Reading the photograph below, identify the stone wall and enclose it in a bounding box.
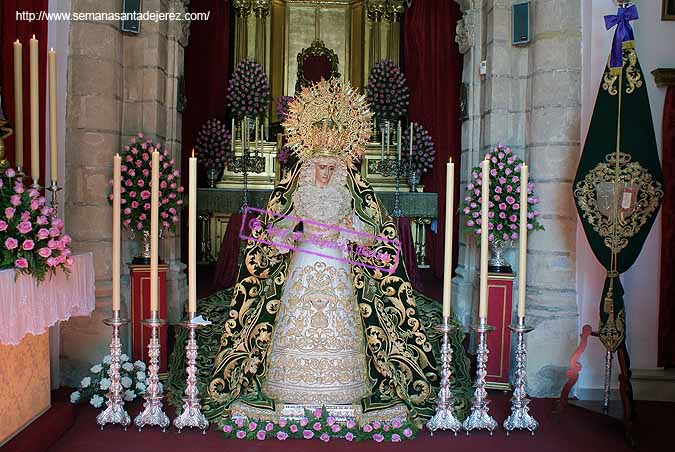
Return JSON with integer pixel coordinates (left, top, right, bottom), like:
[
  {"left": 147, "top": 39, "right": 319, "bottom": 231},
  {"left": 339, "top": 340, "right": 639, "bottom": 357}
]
[
  {"left": 453, "top": 0, "right": 581, "bottom": 397},
  {"left": 60, "top": 0, "right": 188, "bottom": 386}
]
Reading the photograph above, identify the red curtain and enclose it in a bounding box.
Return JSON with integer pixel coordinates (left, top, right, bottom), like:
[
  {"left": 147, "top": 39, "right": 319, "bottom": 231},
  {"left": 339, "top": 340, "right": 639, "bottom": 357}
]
[
  {"left": 1, "top": 0, "right": 48, "bottom": 185},
  {"left": 180, "top": 0, "right": 231, "bottom": 265},
  {"left": 403, "top": 1, "right": 463, "bottom": 280},
  {"left": 659, "top": 86, "right": 675, "bottom": 368}
]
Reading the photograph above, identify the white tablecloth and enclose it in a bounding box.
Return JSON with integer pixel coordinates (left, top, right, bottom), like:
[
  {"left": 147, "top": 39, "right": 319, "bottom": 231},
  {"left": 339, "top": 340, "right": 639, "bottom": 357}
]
[{"left": 0, "top": 253, "right": 96, "bottom": 346}]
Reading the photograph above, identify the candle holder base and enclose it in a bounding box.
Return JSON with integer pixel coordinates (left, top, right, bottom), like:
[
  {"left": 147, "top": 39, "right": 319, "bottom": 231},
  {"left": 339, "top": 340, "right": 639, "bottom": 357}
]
[
  {"left": 97, "top": 315, "right": 131, "bottom": 431},
  {"left": 504, "top": 322, "right": 539, "bottom": 435},
  {"left": 47, "top": 180, "right": 61, "bottom": 211},
  {"left": 463, "top": 322, "right": 498, "bottom": 435},
  {"left": 134, "top": 316, "right": 169, "bottom": 432},
  {"left": 426, "top": 318, "right": 463, "bottom": 435},
  {"left": 173, "top": 319, "right": 210, "bottom": 434}
]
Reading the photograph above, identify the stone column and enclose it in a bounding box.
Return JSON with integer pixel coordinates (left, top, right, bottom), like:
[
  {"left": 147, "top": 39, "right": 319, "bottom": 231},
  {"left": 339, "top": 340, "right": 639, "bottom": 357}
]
[
  {"left": 454, "top": 0, "right": 581, "bottom": 397},
  {"left": 253, "top": 0, "right": 270, "bottom": 69},
  {"left": 61, "top": 0, "right": 188, "bottom": 386},
  {"left": 234, "top": 0, "right": 252, "bottom": 64},
  {"left": 367, "top": 0, "right": 385, "bottom": 70}
]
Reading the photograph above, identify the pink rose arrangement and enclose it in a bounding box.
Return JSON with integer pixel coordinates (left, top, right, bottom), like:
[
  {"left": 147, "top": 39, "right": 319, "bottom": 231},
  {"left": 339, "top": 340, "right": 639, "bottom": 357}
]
[
  {"left": 219, "top": 406, "right": 417, "bottom": 442},
  {"left": 461, "top": 143, "right": 544, "bottom": 243},
  {"left": 108, "top": 133, "right": 184, "bottom": 235},
  {"left": 227, "top": 58, "right": 271, "bottom": 120},
  {"left": 366, "top": 59, "right": 410, "bottom": 122},
  {"left": 0, "top": 168, "right": 72, "bottom": 281},
  {"left": 194, "top": 118, "right": 233, "bottom": 170}
]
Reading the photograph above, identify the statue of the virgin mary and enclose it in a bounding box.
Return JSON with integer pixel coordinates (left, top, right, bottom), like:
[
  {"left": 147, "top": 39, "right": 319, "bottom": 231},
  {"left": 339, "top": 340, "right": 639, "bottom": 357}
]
[{"left": 168, "top": 79, "right": 471, "bottom": 427}]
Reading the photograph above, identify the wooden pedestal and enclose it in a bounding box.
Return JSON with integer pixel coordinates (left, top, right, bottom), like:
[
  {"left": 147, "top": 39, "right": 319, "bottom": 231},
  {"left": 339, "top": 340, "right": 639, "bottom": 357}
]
[
  {"left": 129, "top": 264, "right": 169, "bottom": 373},
  {"left": 485, "top": 272, "right": 514, "bottom": 390}
]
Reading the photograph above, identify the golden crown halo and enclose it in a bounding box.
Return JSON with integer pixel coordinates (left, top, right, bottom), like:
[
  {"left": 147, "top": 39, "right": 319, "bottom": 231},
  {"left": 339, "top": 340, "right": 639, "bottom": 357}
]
[{"left": 283, "top": 79, "right": 373, "bottom": 165}]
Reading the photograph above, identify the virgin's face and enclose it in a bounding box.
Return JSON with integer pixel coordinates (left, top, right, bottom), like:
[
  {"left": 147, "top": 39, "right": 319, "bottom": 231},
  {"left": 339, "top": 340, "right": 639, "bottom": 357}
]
[{"left": 314, "top": 163, "right": 336, "bottom": 188}]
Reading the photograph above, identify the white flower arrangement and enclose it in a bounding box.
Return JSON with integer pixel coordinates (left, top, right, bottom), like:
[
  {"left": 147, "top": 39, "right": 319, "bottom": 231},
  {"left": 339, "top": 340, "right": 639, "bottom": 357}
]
[{"left": 70, "top": 354, "right": 148, "bottom": 406}]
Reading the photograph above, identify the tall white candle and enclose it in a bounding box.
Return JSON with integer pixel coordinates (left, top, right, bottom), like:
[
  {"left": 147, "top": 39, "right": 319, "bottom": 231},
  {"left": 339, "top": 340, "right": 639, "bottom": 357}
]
[
  {"left": 442, "top": 160, "right": 455, "bottom": 318},
  {"left": 231, "top": 117, "right": 235, "bottom": 155},
  {"left": 13, "top": 40, "right": 24, "bottom": 168},
  {"left": 478, "top": 158, "right": 490, "bottom": 319},
  {"left": 48, "top": 48, "right": 58, "bottom": 182},
  {"left": 517, "top": 164, "right": 529, "bottom": 319},
  {"left": 386, "top": 121, "right": 390, "bottom": 157},
  {"left": 188, "top": 151, "right": 197, "bottom": 315},
  {"left": 112, "top": 154, "right": 121, "bottom": 312},
  {"left": 397, "top": 120, "right": 402, "bottom": 162},
  {"left": 29, "top": 35, "right": 39, "bottom": 183},
  {"left": 150, "top": 150, "right": 160, "bottom": 313},
  {"left": 409, "top": 122, "right": 414, "bottom": 162}
]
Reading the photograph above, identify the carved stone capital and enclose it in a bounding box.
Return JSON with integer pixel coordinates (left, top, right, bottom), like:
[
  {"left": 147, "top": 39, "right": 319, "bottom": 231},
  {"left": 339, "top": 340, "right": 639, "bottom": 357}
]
[
  {"left": 252, "top": 0, "right": 270, "bottom": 18},
  {"left": 233, "top": 0, "right": 252, "bottom": 17},
  {"left": 455, "top": 9, "right": 475, "bottom": 54},
  {"left": 367, "top": 0, "right": 386, "bottom": 22},
  {"left": 385, "top": 0, "right": 405, "bottom": 23},
  {"left": 172, "top": 0, "right": 191, "bottom": 47}
]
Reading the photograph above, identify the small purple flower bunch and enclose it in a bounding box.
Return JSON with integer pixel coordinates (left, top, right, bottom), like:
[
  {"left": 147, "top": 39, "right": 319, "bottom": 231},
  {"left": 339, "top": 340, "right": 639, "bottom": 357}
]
[
  {"left": 0, "top": 168, "right": 73, "bottom": 281},
  {"left": 227, "top": 58, "right": 271, "bottom": 120},
  {"left": 220, "top": 406, "right": 418, "bottom": 442},
  {"left": 275, "top": 95, "right": 294, "bottom": 121},
  {"left": 402, "top": 123, "right": 435, "bottom": 174},
  {"left": 194, "top": 118, "right": 233, "bottom": 170},
  {"left": 461, "top": 144, "right": 543, "bottom": 243},
  {"left": 366, "top": 59, "right": 410, "bottom": 122},
  {"left": 107, "top": 132, "right": 184, "bottom": 235}
]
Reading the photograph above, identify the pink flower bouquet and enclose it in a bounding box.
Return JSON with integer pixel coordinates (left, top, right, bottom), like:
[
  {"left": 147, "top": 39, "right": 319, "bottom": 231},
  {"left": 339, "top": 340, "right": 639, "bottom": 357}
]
[
  {"left": 461, "top": 144, "right": 544, "bottom": 243},
  {"left": 0, "top": 168, "right": 72, "bottom": 281},
  {"left": 108, "top": 133, "right": 184, "bottom": 235}
]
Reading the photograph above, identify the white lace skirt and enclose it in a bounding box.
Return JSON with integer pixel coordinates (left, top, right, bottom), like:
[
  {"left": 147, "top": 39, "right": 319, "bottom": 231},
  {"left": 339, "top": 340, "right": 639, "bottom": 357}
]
[{"left": 264, "top": 241, "right": 369, "bottom": 405}]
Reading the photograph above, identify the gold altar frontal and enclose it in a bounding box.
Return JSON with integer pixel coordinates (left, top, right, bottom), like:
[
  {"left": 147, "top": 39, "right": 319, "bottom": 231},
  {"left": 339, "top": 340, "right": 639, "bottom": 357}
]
[{"left": 230, "top": 400, "right": 408, "bottom": 426}]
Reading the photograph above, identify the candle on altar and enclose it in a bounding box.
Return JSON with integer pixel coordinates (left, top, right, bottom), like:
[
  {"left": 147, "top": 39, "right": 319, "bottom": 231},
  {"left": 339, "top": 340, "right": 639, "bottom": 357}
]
[
  {"left": 188, "top": 150, "right": 197, "bottom": 315},
  {"left": 517, "top": 164, "right": 529, "bottom": 319},
  {"left": 48, "top": 48, "right": 58, "bottom": 182},
  {"left": 29, "top": 35, "right": 39, "bottom": 183},
  {"left": 112, "top": 154, "right": 121, "bottom": 312},
  {"left": 255, "top": 116, "right": 259, "bottom": 153},
  {"left": 478, "top": 157, "right": 490, "bottom": 319},
  {"left": 397, "top": 120, "right": 402, "bottom": 162},
  {"left": 231, "top": 118, "right": 235, "bottom": 155},
  {"left": 409, "top": 122, "right": 414, "bottom": 163},
  {"left": 150, "top": 150, "right": 160, "bottom": 313},
  {"left": 380, "top": 126, "right": 384, "bottom": 162},
  {"left": 13, "top": 40, "right": 24, "bottom": 168},
  {"left": 442, "top": 159, "right": 455, "bottom": 318},
  {"left": 386, "top": 121, "right": 390, "bottom": 157}
]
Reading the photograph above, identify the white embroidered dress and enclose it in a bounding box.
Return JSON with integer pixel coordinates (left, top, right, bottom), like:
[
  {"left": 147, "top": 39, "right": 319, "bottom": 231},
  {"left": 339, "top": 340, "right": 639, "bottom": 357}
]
[{"left": 264, "top": 158, "right": 370, "bottom": 405}]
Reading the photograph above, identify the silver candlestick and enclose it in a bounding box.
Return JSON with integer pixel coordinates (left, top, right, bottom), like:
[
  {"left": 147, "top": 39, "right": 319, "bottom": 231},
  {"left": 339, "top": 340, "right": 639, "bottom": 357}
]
[
  {"left": 426, "top": 316, "right": 463, "bottom": 435},
  {"left": 47, "top": 179, "right": 61, "bottom": 211},
  {"left": 96, "top": 312, "right": 131, "bottom": 430},
  {"left": 173, "top": 314, "right": 210, "bottom": 433},
  {"left": 463, "top": 318, "right": 498, "bottom": 435},
  {"left": 503, "top": 318, "right": 539, "bottom": 435},
  {"left": 134, "top": 313, "right": 170, "bottom": 432}
]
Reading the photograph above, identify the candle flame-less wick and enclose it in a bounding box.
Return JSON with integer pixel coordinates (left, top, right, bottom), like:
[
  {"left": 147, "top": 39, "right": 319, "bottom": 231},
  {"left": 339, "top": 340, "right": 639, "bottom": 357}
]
[
  {"left": 32, "top": 34, "right": 36, "bottom": 39},
  {"left": 192, "top": 148, "right": 195, "bottom": 158}
]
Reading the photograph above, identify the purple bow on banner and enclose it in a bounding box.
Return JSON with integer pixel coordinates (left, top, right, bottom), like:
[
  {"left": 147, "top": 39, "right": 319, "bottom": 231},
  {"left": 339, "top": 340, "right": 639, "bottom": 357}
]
[{"left": 604, "top": 5, "right": 639, "bottom": 72}]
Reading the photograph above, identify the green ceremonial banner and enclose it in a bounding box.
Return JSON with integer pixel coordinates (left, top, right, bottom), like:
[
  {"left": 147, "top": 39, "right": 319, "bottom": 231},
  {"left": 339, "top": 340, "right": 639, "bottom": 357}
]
[{"left": 573, "top": 5, "right": 664, "bottom": 352}]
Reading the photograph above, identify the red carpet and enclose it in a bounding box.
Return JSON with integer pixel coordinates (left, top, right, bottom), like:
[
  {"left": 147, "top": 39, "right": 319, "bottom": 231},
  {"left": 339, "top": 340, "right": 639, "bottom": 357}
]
[
  {"left": 4, "top": 390, "right": 74, "bottom": 452},
  {"left": 46, "top": 392, "right": 672, "bottom": 452}
]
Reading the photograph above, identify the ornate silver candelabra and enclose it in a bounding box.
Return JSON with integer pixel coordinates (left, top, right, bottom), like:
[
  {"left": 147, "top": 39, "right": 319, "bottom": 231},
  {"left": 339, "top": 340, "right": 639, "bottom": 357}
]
[
  {"left": 426, "top": 317, "right": 463, "bottom": 435},
  {"left": 47, "top": 179, "right": 61, "bottom": 211},
  {"left": 96, "top": 312, "right": 131, "bottom": 430},
  {"left": 463, "top": 318, "right": 498, "bottom": 435},
  {"left": 134, "top": 313, "right": 170, "bottom": 432},
  {"left": 503, "top": 318, "right": 539, "bottom": 435},
  {"left": 173, "top": 315, "right": 210, "bottom": 434},
  {"left": 229, "top": 148, "right": 265, "bottom": 211}
]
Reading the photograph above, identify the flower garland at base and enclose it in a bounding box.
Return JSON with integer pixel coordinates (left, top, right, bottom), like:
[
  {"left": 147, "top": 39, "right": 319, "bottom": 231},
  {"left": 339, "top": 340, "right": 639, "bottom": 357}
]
[
  {"left": 220, "top": 407, "right": 418, "bottom": 442},
  {"left": 69, "top": 354, "right": 149, "bottom": 408}
]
